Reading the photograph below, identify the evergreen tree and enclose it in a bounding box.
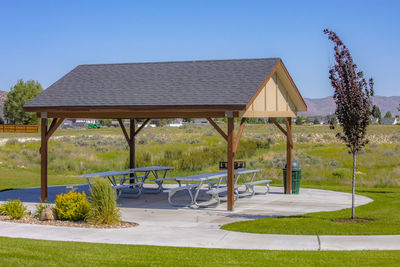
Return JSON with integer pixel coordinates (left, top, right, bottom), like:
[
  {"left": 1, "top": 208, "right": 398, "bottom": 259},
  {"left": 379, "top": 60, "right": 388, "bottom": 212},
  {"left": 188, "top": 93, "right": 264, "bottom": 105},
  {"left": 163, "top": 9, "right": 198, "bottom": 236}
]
[{"left": 373, "top": 106, "right": 381, "bottom": 124}]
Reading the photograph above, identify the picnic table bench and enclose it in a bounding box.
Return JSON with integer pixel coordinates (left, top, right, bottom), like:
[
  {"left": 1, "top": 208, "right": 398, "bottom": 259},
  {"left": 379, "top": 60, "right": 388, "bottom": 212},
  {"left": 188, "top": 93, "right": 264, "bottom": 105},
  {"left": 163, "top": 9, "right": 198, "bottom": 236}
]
[{"left": 165, "top": 168, "right": 270, "bottom": 207}]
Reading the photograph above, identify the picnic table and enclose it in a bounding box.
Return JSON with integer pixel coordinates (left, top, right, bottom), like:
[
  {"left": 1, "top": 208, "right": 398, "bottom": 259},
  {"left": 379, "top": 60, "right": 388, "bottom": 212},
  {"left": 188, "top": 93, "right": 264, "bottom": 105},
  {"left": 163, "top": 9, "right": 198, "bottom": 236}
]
[
  {"left": 165, "top": 168, "right": 269, "bottom": 207},
  {"left": 79, "top": 166, "right": 174, "bottom": 198}
]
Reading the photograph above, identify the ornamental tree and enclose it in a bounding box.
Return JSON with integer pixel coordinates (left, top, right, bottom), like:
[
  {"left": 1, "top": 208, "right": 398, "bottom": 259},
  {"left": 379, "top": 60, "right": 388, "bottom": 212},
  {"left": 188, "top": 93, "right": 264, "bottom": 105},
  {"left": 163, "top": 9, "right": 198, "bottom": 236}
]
[
  {"left": 324, "top": 29, "right": 375, "bottom": 219},
  {"left": 3, "top": 80, "right": 43, "bottom": 124}
]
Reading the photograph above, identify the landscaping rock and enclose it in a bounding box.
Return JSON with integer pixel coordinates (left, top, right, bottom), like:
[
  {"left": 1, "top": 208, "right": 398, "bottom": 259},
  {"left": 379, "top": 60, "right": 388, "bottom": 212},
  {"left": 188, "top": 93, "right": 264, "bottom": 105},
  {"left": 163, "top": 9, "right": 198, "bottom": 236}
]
[{"left": 39, "top": 208, "right": 56, "bottom": 221}]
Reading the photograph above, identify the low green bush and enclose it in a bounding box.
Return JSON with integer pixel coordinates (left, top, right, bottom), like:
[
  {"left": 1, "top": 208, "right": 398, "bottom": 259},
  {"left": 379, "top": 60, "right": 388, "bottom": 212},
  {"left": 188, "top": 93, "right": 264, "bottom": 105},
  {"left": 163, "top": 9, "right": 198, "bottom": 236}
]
[
  {"left": 55, "top": 191, "right": 90, "bottom": 221},
  {"left": 0, "top": 205, "right": 5, "bottom": 215},
  {"left": 88, "top": 179, "right": 120, "bottom": 225},
  {"left": 4, "top": 199, "right": 26, "bottom": 219}
]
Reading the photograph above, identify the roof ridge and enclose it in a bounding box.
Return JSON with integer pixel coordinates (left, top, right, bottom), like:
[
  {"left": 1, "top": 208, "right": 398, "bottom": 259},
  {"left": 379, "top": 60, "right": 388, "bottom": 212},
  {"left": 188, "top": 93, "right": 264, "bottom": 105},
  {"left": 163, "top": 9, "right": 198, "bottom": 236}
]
[{"left": 78, "top": 57, "right": 281, "bottom": 67}]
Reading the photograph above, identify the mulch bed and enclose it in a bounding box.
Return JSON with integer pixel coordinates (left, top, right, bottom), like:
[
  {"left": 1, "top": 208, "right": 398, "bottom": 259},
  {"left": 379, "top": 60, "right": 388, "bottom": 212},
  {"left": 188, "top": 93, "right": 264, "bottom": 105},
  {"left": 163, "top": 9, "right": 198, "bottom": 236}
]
[
  {"left": 334, "top": 218, "right": 374, "bottom": 223},
  {"left": 0, "top": 215, "right": 138, "bottom": 229}
]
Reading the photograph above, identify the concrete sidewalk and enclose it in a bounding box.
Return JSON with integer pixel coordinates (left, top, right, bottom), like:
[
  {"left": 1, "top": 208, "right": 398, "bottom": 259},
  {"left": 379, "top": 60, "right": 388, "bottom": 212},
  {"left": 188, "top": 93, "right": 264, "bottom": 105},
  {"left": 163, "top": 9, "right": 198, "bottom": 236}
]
[
  {"left": 1, "top": 221, "right": 399, "bottom": 250},
  {"left": 1, "top": 185, "right": 398, "bottom": 250}
]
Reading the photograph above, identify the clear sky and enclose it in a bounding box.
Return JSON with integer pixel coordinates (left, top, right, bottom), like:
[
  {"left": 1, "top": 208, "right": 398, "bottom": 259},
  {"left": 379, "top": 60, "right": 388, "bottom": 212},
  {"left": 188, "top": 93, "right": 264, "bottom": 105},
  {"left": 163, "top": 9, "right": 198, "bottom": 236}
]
[{"left": 1, "top": 0, "right": 399, "bottom": 98}]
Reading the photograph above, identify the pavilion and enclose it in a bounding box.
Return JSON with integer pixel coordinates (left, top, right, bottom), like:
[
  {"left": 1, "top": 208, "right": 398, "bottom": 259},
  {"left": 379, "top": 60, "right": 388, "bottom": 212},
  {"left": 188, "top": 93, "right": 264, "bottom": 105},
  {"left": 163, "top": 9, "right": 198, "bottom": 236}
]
[{"left": 23, "top": 58, "right": 307, "bottom": 211}]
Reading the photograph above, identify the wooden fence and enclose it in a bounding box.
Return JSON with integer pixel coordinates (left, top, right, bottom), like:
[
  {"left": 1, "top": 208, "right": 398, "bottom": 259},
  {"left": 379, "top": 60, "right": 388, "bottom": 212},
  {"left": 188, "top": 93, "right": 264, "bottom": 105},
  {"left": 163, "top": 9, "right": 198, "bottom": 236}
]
[{"left": 0, "top": 124, "right": 39, "bottom": 133}]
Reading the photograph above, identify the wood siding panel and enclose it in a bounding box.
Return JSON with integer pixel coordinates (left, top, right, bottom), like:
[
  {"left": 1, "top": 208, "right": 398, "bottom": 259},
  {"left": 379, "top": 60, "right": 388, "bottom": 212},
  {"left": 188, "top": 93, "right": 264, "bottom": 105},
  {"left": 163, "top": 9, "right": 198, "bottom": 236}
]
[
  {"left": 241, "top": 70, "right": 300, "bottom": 118},
  {"left": 276, "top": 76, "right": 287, "bottom": 112},
  {"left": 252, "top": 86, "right": 266, "bottom": 111},
  {"left": 266, "top": 74, "right": 277, "bottom": 111}
]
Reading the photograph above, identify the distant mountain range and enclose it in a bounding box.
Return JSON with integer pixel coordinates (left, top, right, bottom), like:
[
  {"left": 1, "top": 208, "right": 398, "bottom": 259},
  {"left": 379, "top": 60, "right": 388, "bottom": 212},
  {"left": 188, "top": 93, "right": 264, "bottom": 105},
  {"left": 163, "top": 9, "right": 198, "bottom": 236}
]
[
  {"left": 300, "top": 95, "right": 400, "bottom": 117},
  {"left": 0, "top": 90, "right": 7, "bottom": 118}
]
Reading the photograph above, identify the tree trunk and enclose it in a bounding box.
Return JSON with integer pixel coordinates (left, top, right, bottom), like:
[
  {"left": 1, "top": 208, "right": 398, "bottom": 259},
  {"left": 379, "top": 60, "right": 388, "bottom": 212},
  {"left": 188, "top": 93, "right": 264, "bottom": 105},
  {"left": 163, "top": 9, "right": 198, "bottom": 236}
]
[{"left": 352, "top": 151, "right": 357, "bottom": 219}]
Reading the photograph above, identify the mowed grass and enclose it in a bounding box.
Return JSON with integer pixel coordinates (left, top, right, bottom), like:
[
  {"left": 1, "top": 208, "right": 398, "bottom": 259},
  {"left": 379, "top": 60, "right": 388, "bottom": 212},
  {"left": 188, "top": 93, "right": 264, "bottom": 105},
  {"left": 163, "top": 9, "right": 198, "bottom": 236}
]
[
  {"left": 0, "top": 237, "right": 399, "bottom": 266},
  {"left": 0, "top": 167, "right": 85, "bottom": 191},
  {"left": 222, "top": 187, "right": 400, "bottom": 235}
]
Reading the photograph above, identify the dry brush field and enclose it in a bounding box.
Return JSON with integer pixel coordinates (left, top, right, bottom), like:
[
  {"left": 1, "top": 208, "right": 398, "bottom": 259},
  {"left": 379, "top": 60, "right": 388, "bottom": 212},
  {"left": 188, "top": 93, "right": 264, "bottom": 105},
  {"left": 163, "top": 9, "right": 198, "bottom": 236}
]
[{"left": 0, "top": 124, "right": 399, "bottom": 191}]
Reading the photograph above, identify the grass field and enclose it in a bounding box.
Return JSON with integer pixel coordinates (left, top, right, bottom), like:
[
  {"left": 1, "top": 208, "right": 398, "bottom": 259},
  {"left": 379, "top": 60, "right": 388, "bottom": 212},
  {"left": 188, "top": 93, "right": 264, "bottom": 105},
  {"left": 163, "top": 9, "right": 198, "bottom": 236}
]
[{"left": 0, "top": 237, "right": 399, "bottom": 266}]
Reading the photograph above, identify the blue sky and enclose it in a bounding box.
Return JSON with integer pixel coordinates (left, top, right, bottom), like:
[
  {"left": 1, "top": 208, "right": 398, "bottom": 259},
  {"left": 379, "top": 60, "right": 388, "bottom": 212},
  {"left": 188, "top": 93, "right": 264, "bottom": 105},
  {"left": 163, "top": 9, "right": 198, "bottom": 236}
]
[{"left": 1, "top": 0, "right": 399, "bottom": 98}]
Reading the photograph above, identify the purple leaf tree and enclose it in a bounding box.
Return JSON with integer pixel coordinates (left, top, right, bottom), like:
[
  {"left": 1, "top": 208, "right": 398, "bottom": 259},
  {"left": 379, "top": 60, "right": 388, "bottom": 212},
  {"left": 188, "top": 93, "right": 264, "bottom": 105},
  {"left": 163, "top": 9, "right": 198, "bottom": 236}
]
[{"left": 324, "top": 29, "right": 375, "bottom": 219}]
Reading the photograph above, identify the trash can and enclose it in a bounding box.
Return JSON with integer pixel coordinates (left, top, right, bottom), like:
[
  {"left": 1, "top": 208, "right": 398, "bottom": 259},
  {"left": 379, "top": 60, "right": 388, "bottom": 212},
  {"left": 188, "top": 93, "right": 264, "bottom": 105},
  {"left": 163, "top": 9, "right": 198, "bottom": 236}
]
[{"left": 283, "top": 161, "right": 301, "bottom": 194}]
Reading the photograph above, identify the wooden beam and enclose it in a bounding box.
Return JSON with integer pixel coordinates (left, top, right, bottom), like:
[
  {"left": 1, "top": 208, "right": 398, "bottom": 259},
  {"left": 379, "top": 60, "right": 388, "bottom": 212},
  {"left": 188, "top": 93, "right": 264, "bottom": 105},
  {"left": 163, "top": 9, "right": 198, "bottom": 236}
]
[
  {"left": 44, "top": 111, "right": 234, "bottom": 119},
  {"left": 285, "top": 117, "right": 293, "bottom": 194},
  {"left": 206, "top": 118, "right": 228, "bottom": 141},
  {"left": 134, "top": 118, "right": 150, "bottom": 137},
  {"left": 270, "top": 118, "right": 287, "bottom": 136},
  {"left": 233, "top": 118, "right": 246, "bottom": 156},
  {"left": 40, "top": 118, "right": 48, "bottom": 202},
  {"left": 129, "top": 119, "right": 135, "bottom": 182},
  {"left": 227, "top": 117, "right": 235, "bottom": 211},
  {"left": 118, "top": 119, "right": 130, "bottom": 144},
  {"left": 45, "top": 118, "right": 64, "bottom": 142}
]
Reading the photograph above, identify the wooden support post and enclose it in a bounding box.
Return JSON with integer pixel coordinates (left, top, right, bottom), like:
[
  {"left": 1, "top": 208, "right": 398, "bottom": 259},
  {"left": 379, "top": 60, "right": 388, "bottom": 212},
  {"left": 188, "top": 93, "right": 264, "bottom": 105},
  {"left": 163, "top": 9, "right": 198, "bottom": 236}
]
[
  {"left": 285, "top": 118, "right": 293, "bottom": 194},
  {"left": 129, "top": 119, "right": 135, "bottom": 182},
  {"left": 227, "top": 117, "right": 235, "bottom": 211},
  {"left": 40, "top": 118, "right": 48, "bottom": 202},
  {"left": 39, "top": 117, "right": 64, "bottom": 202}
]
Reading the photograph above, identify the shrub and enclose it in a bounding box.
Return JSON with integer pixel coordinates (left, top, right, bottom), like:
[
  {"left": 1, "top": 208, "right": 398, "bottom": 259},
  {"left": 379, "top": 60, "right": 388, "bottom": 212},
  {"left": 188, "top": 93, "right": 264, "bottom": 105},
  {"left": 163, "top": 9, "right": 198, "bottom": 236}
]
[
  {"left": 88, "top": 179, "right": 120, "bottom": 225},
  {"left": 0, "top": 205, "right": 5, "bottom": 215},
  {"left": 204, "top": 130, "right": 214, "bottom": 136},
  {"left": 137, "top": 135, "right": 148, "bottom": 144},
  {"left": 268, "top": 154, "right": 286, "bottom": 168},
  {"left": 183, "top": 137, "right": 201, "bottom": 144},
  {"left": 4, "top": 199, "right": 26, "bottom": 219},
  {"left": 331, "top": 168, "right": 351, "bottom": 179},
  {"left": 8, "top": 152, "right": 18, "bottom": 159},
  {"left": 6, "top": 138, "right": 19, "bottom": 145},
  {"left": 55, "top": 191, "right": 90, "bottom": 221},
  {"left": 383, "top": 150, "right": 396, "bottom": 157},
  {"left": 34, "top": 202, "right": 51, "bottom": 219}
]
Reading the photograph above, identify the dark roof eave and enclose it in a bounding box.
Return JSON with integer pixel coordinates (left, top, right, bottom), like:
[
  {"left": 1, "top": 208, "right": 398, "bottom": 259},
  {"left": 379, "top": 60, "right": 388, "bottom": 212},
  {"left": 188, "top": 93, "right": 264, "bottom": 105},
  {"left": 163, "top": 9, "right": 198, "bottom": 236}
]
[{"left": 23, "top": 104, "right": 247, "bottom": 113}]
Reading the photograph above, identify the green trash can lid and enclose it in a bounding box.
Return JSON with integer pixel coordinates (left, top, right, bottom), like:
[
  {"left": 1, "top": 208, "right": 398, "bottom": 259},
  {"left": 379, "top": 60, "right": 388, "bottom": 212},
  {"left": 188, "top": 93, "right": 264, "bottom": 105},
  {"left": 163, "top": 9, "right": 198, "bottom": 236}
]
[{"left": 284, "top": 160, "right": 301, "bottom": 170}]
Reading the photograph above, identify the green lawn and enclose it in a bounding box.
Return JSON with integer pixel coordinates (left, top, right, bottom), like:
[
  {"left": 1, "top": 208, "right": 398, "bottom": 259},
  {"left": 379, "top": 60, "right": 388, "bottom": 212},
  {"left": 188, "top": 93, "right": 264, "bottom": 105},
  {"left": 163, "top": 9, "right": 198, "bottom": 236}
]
[
  {"left": 0, "top": 237, "right": 399, "bottom": 266},
  {"left": 222, "top": 186, "right": 400, "bottom": 235},
  {"left": 0, "top": 167, "right": 85, "bottom": 192}
]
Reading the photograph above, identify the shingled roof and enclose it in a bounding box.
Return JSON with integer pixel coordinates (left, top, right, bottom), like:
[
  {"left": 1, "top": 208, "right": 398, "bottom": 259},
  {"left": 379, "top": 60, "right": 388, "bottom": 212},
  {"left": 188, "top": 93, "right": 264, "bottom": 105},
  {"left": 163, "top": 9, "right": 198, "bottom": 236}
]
[{"left": 25, "top": 58, "right": 284, "bottom": 109}]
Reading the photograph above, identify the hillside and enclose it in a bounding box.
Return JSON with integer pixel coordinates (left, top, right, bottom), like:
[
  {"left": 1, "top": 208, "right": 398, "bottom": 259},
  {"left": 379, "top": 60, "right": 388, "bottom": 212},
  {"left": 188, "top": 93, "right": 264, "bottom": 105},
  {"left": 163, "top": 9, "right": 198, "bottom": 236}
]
[
  {"left": 300, "top": 95, "right": 400, "bottom": 116},
  {"left": 0, "top": 90, "right": 7, "bottom": 118}
]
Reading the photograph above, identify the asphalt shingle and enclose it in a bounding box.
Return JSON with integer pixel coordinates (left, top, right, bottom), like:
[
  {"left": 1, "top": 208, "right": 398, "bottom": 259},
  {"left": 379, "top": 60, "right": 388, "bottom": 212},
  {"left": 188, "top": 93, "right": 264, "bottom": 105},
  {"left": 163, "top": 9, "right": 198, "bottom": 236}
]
[{"left": 24, "top": 58, "right": 281, "bottom": 109}]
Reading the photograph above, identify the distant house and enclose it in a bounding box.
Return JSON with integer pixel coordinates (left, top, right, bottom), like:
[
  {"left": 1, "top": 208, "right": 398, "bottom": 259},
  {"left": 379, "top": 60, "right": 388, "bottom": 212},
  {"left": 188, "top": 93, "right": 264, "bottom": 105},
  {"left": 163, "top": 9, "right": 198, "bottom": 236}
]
[
  {"left": 169, "top": 119, "right": 183, "bottom": 127},
  {"left": 63, "top": 118, "right": 97, "bottom": 128},
  {"left": 193, "top": 119, "right": 209, "bottom": 125},
  {"left": 381, "top": 117, "right": 399, "bottom": 125},
  {"left": 370, "top": 116, "right": 379, "bottom": 124}
]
